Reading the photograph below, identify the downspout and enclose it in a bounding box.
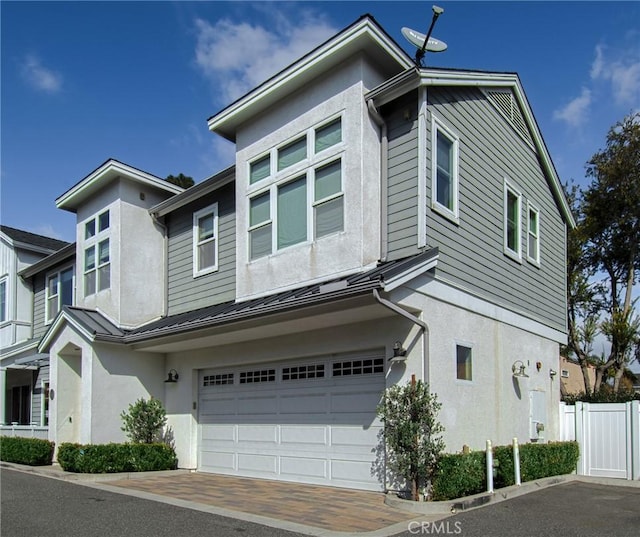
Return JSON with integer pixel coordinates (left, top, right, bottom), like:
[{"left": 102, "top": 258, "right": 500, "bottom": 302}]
[
  {"left": 367, "top": 100, "right": 389, "bottom": 262},
  {"left": 373, "top": 288, "right": 429, "bottom": 384}
]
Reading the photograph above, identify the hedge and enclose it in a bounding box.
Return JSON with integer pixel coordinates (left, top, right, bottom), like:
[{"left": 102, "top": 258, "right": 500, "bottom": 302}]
[
  {"left": 0, "top": 436, "right": 55, "bottom": 466},
  {"left": 431, "top": 441, "right": 579, "bottom": 501},
  {"left": 57, "top": 442, "right": 178, "bottom": 473}
]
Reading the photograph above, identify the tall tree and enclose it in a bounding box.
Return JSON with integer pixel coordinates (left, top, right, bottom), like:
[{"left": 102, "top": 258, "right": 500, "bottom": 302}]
[
  {"left": 165, "top": 173, "right": 194, "bottom": 188},
  {"left": 582, "top": 113, "right": 640, "bottom": 393}
]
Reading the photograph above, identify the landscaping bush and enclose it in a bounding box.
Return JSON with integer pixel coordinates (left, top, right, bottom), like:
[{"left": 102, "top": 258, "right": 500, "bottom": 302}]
[
  {"left": 431, "top": 441, "right": 580, "bottom": 501},
  {"left": 57, "top": 442, "right": 177, "bottom": 473},
  {"left": 0, "top": 436, "right": 55, "bottom": 466}
]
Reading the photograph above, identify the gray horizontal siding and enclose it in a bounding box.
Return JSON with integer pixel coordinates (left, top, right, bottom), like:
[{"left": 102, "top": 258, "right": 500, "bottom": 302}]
[
  {"left": 32, "top": 366, "right": 49, "bottom": 426},
  {"left": 425, "top": 86, "right": 567, "bottom": 332},
  {"left": 32, "top": 273, "right": 46, "bottom": 339},
  {"left": 384, "top": 90, "right": 420, "bottom": 260},
  {"left": 167, "top": 183, "right": 236, "bottom": 315}
]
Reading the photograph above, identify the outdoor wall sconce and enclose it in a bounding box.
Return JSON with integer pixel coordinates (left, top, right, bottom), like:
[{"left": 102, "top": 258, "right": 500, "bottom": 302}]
[
  {"left": 511, "top": 360, "right": 529, "bottom": 378},
  {"left": 549, "top": 369, "right": 558, "bottom": 379},
  {"left": 164, "top": 369, "right": 179, "bottom": 383},
  {"left": 388, "top": 341, "right": 408, "bottom": 363}
]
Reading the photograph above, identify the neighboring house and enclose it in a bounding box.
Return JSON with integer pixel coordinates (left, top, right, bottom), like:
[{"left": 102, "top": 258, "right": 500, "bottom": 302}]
[
  {"left": 0, "top": 226, "right": 69, "bottom": 430},
  {"left": 559, "top": 356, "right": 596, "bottom": 396},
  {"left": 10, "top": 15, "right": 575, "bottom": 492}
]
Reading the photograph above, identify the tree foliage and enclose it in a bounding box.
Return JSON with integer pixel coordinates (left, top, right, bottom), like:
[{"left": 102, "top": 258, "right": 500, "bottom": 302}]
[
  {"left": 565, "top": 112, "right": 640, "bottom": 393},
  {"left": 165, "top": 173, "right": 194, "bottom": 188},
  {"left": 120, "top": 397, "right": 168, "bottom": 444},
  {"left": 377, "top": 379, "right": 445, "bottom": 500}
]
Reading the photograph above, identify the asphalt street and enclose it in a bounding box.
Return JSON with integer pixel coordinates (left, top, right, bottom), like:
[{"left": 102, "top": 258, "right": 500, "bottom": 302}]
[{"left": 392, "top": 481, "right": 640, "bottom": 537}]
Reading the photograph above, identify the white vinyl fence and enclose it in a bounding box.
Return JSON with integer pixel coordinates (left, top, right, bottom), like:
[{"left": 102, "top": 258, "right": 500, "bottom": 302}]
[
  {"left": 0, "top": 425, "right": 49, "bottom": 440},
  {"left": 560, "top": 401, "right": 640, "bottom": 480}
]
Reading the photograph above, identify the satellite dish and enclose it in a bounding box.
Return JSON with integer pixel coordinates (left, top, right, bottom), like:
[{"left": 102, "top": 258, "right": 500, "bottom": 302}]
[
  {"left": 402, "top": 5, "right": 447, "bottom": 66},
  {"left": 402, "top": 27, "right": 447, "bottom": 53}
]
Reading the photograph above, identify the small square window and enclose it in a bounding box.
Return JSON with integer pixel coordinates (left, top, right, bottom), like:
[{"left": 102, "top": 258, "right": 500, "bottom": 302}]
[
  {"left": 315, "top": 119, "right": 341, "bottom": 153},
  {"left": 85, "top": 219, "right": 95, "bottom": 239},
  {"left": 250, "top": 155, "right": 270, "bottom": 185},
  {"left": 456, "top": 344, "right": 472, "bottom": 381},
  {"left": 278, "top": 137, "right": 306, "bottom": 171},
  {"left": 98, "top": 210, "right": 110, "bottom": 232}
]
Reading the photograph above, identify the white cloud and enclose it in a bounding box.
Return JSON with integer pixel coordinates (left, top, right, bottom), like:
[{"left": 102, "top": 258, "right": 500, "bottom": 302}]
[
  {"left": 21, "top": 55, "right": 62, "bottom": 93},
  {"left": 553, "top": 87, "right": 592, "bottom": 127},
  {"left": 590, "top": 43, "right": 640, "bottom": 106},
  {"left": 31, "top": 224, "right": 65, "bottom": 241},
  {"left": 193, "top": 8, "right": 337, "bottom": 103}
]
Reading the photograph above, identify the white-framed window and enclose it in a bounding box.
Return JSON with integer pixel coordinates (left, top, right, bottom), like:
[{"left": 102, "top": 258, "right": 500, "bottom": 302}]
[
  {"left": 527, "top": 203, "right": 540, "bottom": 265},
  {"left": 456, "top": 343, "right": 473, "bottom": 381},
  {"left": 193, "top": 203, "right": 219, "bottom": 277},
  {"left": 83, "top": 209, "right": 110, "bottom": 296},
  {"left": 431, "top": 116, "right": 459, "bottom": 222},
  {"left": 504, "top": 180, "right": 522, "bottom": 260},
  {"left": 46, "top": 266, "right": 74, "bottom": 322},
  {"left": 41, "top": 381, "right": 50, "bottom": 426},
  {"left": 247, "top": 116, "right": 344, "bottom": 260},
  {"left": 0, "top": 278, "right": 7, "bottom": 323}
]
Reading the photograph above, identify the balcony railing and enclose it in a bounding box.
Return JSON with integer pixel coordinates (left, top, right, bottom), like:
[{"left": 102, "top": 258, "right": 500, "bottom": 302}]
[{"left": 0, "top": 425, "right": 49, "bottom": 440}]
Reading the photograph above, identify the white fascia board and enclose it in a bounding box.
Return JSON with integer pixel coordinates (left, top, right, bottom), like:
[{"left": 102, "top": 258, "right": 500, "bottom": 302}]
[
  {"left": 0, "top": 340, "right": 39, "bottom": 362},
  {"left": 208, "top": 17, "right": 413, "bottom": 138},
  {"left": 56, "top": 159, "right": 183, "bottom": 212},
  {"left": 37, "top": 310, "right": 93, "bottom": 353},
  {"left": 417, "top": 70, "right": 575, "bottom": 228},
  {"left": 381, "top": 254, "right": 439, "bottom": 292}
]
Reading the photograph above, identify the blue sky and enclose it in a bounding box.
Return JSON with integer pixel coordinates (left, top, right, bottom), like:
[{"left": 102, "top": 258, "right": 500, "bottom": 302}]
[{"left": 2, "top": 0, "right": 639, "bottom": 245}]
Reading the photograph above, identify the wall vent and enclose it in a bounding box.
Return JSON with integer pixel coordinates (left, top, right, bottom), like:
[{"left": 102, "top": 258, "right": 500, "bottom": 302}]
[{"left": 484, "top": 89, "right": 533, "bottom": 147}]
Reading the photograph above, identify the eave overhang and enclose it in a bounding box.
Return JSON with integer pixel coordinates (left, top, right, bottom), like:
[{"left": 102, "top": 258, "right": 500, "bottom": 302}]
[
  {"left": 19, "top": 243, "right": 76, "bottom": 280},
  {"left": 207, "top": 15, "right": 413, "bottom": 142},
  {"left": 56, "top": 159, "right": 184, "bottom": 213}
]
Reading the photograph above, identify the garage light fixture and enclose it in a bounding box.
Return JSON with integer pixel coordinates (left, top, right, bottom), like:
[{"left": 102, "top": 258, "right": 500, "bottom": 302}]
[
  {"left": 389, "top": 341, "right": 408, "bottom": 364},
  {"left": 511, "top": 360, "right": 529, "bottom": 378},
  {"left": 165, "top": 369, "right": 179, "bottom": 383}
]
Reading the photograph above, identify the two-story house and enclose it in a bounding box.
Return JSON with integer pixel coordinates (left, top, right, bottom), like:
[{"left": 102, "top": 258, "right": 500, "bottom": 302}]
[
  {"left": 0, "top": 226, "right": 69, "bottom": 430},
  {"left": 19, "top": 15, "right": 574, "bottom": 492}
]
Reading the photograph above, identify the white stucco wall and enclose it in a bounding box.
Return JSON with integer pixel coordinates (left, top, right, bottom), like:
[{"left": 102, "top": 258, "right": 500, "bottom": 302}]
[
  {"left": 234, "top": 56, "right": 388, "bottom": 300},
  {"left": 76, "top": 178, "right": 169, "bottom": 328}
]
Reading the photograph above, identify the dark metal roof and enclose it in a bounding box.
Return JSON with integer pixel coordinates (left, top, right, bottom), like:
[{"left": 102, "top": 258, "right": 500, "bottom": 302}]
[
  {"left": 0, "top": 225, "right": 69, "bottom": 252},
  {"left": 44, "top": 248, "right": 438, "bottom": 346}
]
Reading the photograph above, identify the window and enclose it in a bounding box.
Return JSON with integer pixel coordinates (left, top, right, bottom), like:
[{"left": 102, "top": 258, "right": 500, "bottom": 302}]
[
  {"left": 282, "top": 364, "right": 325, "bottom": 381},
  {"left": 42, "top": 382, "right": 50, "bottom": 426},
  {"left": 83, "top": 209, "right": 111, "bottom": 296},
  {"left": 193, "top": 204, "right": 219, "bottom": 276},
  {"left": 456, "top": 344, "right": 472, "bottom": 381},
  {"left": 332, "top": 358, "right": 384, "bottom": 377},
  {"left": 561, "top": 369, "right": 569, "bottom": 378},
  {"left": 504, "top": 181, "right": 522, "bottom": 259},
  {"left": 203, "top": 373, "right": 234, "bottom": 386},
  {"left": 0, "top": 279, "right": 6, "bottom": 323},
  {"left": 431, "top": 117, "right": 459, "bottom": 221},
  {"left": 46, "top": 266, "right": 74, "bottom": 322},
  {"left": 527, "top": 204, "right": 540, "bottom": 264},
  {"left": 239, "top": 369, "right": 276, "bottom": 384},
  {"left": 247, "top": 117, "right": 343, "bottom": 259}
]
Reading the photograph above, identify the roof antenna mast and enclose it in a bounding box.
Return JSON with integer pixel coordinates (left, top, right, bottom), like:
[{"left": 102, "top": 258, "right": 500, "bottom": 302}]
[{"left": 415, "top": 5, "right": 444, "bottom": 67}]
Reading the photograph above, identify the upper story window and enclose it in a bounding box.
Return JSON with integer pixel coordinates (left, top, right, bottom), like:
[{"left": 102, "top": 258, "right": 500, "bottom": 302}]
[
  {"left": 456, "top": 343, "right": 473, "bottom": 381},
  {"left": 0, "top": 279, "right": 6, "bottom": 323},
  {"left": 46, "top": 266, "right": 74, "bottom": 322},
  {"left": 431, "top": 117, "right": 459, "bottom": 222},
  {"left": 527, "top": 203, "right": 540, "bottom": 265},
  {"left": 247, "top": 117, "right": 344, "bottom": 261},
  {"left": 193, "top": 203, "right": 219, "bottom": 277},
  {"left": 504, "top": 181, "right": 522, "bottom": 261},
  {"left": 83, "top": 210, "right": 110, "bottom": 295}
]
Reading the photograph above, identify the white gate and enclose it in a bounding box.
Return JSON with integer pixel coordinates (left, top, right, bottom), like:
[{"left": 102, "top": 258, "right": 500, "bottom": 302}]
[{"left": 560, "top": 401, "right": 640, "bottom": 480}]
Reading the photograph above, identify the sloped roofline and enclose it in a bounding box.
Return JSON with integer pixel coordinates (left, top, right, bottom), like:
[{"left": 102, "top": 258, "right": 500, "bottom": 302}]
[
  {"left": 19, "top": 242, "right": 76, "bottom": 279},
  {"left": 207, "top": 14, "right": 414, "bottom": 142},
  {"left": 56, "top": 158, "right": 184, "bottom": 213},
  {"left": 366, "top": 68, "right": 576, "bottom": 228},
  {"left": 0, "top": 225, "right": 69, "bottom": 255}
]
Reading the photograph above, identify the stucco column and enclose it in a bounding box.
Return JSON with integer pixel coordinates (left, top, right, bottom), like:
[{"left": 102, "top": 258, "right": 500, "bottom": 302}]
[{"left": 0, "top": 367, "right": 6, "bottom": 425}]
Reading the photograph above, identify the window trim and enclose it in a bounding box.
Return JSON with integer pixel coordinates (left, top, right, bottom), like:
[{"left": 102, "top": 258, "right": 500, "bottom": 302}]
[
  {"left": 246, "top": 114, "right": 345, "bottom": 261},
  {"left": 192, "top": 203, "right": 219, "bottom": 277},
  {"left": 82, "top": 209, "right": 111, "bottom": 296},
  {"left": 526, "top": 202, "right": 541, "bottom": 266},
  {"left": 45, "top": 264, "right": 75, "bottom": 324},
  {"left": 0, "top": 278, "right": 7, "bottom": 324},
  {"left": 503, "top": 179, "right": 522, "bottom": 262},
  {"left": 455, "top": 341, "right": 474, "bottom": 383},
  {"left": 431, "top": 115, "right": 460, "bottom": 224}
]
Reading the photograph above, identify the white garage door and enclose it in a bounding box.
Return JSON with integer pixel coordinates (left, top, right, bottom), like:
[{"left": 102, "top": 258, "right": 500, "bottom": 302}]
[{"left": 198, "top": 351, "right": 385, "bottom": 490}]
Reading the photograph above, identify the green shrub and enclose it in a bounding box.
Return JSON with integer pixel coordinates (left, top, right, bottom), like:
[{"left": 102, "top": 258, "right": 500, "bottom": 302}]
[
  {"left": 121, "top": 397, "right": 168, "bottom": 444},
  {"left": 431, "top": 441, "right": 579, "bottom": 501},
  {"left": 0, "top": 436, "right": 55, "bottom": 466},
  {"left": 431, "top": 451, "right": 485, "bottom": 501},
  {"left": 562, "top": 389, "right": 640, "bottom": 404},
  {"left": 57, "top": 442, "right": 177, "bottom": 473}
]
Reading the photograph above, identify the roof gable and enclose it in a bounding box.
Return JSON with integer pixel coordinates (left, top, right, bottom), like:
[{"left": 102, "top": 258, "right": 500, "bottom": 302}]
[
  {"left": 56, "top": 158, "right": 184, "bottom": 213},
  {"left": 0, "top": 225, "right": 69, "bottom": 254}
]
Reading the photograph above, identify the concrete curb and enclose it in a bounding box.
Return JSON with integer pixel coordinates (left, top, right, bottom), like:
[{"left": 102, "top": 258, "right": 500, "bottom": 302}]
[{"left": 0, "top": 461, "right": 190, "bottom": 482}]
